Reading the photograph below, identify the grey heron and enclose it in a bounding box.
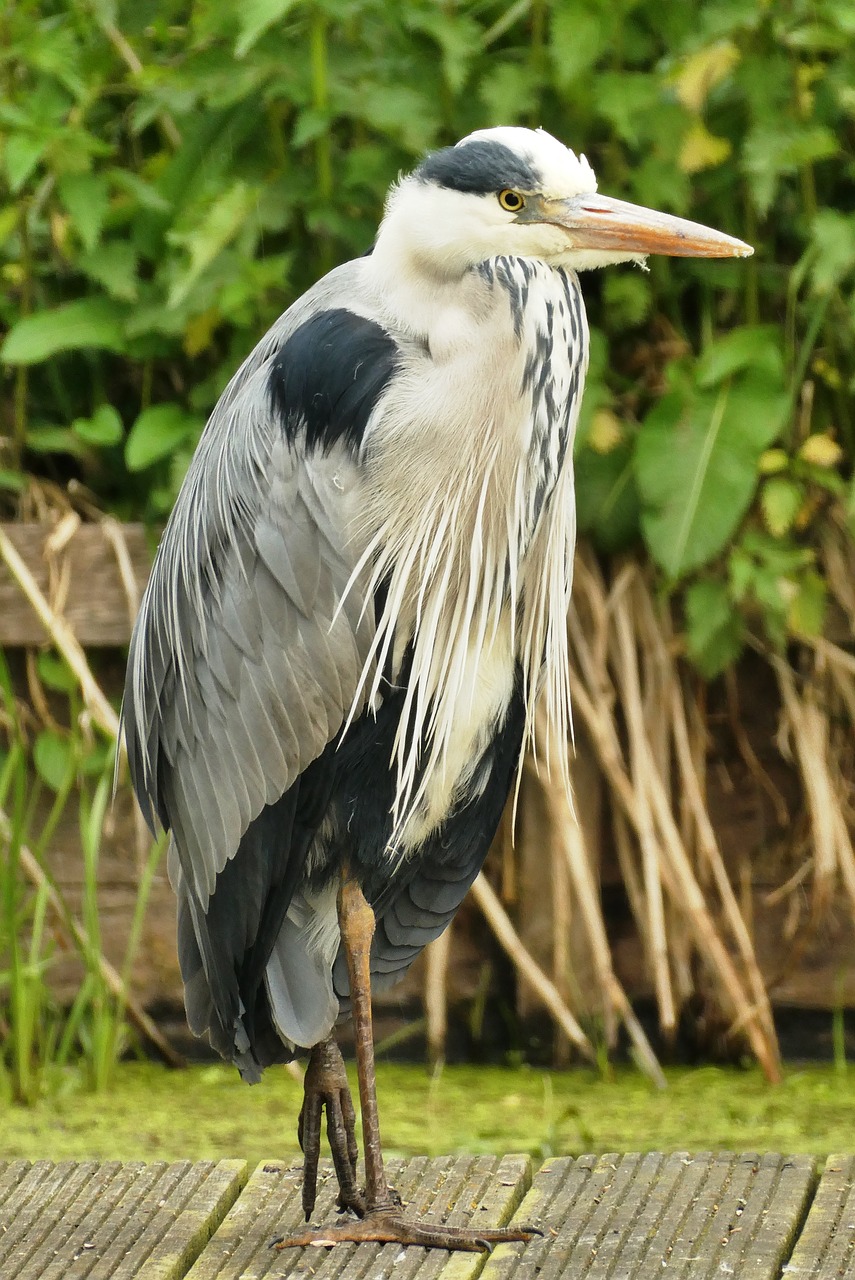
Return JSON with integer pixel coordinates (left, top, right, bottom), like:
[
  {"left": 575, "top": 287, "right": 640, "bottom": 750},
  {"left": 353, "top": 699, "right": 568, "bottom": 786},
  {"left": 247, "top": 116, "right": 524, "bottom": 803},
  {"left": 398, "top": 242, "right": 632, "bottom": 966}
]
[{"left": 122, "top": 126, "right": 751, "bottom": 1251}]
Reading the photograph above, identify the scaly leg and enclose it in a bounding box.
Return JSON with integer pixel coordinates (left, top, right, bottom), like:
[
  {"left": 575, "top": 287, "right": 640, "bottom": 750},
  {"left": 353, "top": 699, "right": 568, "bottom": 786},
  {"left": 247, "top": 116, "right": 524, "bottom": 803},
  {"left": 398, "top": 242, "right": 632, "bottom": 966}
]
[
  {"left": 274, "top": 877, "right": 539, "bottom": 1253},
  {"left": 296, "top": 1036, "right": 364, "bottom": 1219}
]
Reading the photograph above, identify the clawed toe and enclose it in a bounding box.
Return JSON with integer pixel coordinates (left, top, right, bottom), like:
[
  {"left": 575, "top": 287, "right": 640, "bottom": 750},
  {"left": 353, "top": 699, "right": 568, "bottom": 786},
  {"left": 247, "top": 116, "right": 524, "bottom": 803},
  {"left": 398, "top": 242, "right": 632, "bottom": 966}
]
[
  {"left": 273, "top": 1210, "right": 540, "bottom": 1253},
  {"left": 297, "top": 1038, "right": 362, "bottom": 1220}
]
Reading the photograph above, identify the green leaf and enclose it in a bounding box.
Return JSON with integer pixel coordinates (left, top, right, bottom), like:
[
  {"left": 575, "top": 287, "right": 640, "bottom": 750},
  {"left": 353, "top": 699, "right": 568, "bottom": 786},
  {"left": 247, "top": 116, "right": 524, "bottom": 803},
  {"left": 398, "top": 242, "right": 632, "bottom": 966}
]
[
  {"left": 593, "top": 73, "right": 662, "bottom": 145},
  {"left": 761, "top": 476, "right": 803, "bottom": 537},
  {"left": 36, "top": 652, "right": 77, "bottom": 694},
  {"left": 696, "top": 326, "right": 783, "bottom": 388},
  {"left": 58, "top": 172, "right": 109, "bottom": 252},
  {"left": 479, "top": 64, "right": 540, "bottom": 130},
  {"left": 603, "top": 273, "right": 652, "bottom": 329},
  {"left": 685, "top": 580, "right": 745, "bottom": 677},
  {"left": 846, "top": 477, "right": 855, "bottom": 538},
  {"left": 80, "top": 740, "right": 113, "bottom": 776},
  {"left": 351, "top": 86, "right": 439, "bottom": 154},
  {"left": 26, "top": 426, "right": 85, "bottom": 456},
  {"left": 742, "top": 124, "right": 839, "bottom": 215},
  {"left": 574, "top": 443, "right": 641, "bottom": 554},
  {"left": 739, "top": 529, "right": 813, "bottom": 575},
  {"left": 789, "top": 570, "right": 826, "bottom": 638},
  {"left": 125, "top": 404, "right": 202, "bottom": 471},
  {"left": 637, "top": 369, "right": 790, "bottom": 579},
  {"left": 4, "top": 132, "right": 47, "bottom": 192},
  {"left": 1, "top": 298, "right": 126, "bottom": 364},
  {"left": 235, "top": 0, "right": 300, "bottom": 57},
  {"left": 168, "top": 181, "right": 260, "bottom": 307},
  {"left": 109, "top": 169, "right": 171, "bottom": 213},
  {"left": 79, "top": 241, "right": 138, "bottom": 301},
  {"left": 72, "top": 405, "right": 124, "bottom": 448},
  {"left": 405, "top": 11, "right": 481, "bottom": 95},
  {"left": 550, "top": 7, "right": 607, "bottom": 89},
  {"left": 0, "top": 471, "right": 25, "bottom": 493},
  {"left": 0, "top": 204, "right": 19, "bottom": 243},
  {"left": 806, "top": 209, "right": 855, "bottom": 294},
  {"left": 34, "top": 730, "right": 73, "bottom": 792}
]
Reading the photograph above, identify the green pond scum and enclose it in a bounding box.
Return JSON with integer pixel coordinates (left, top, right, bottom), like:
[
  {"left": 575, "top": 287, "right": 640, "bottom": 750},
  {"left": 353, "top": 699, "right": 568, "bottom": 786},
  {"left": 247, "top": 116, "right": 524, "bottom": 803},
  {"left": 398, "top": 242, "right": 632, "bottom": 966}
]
[{"left": 1, "top": 1063, "right": 854, "bottom": 1164}]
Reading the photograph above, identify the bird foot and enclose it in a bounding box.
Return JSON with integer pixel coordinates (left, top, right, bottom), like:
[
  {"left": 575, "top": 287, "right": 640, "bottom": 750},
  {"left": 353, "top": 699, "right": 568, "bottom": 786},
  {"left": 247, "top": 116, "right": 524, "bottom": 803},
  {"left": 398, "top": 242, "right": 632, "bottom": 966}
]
[
  {"left": 272, "top": 1211, "right": 541, "bottom": 1253},
  {"left": 297, "top": 1037, "right": 364, "bottom": 1219}
]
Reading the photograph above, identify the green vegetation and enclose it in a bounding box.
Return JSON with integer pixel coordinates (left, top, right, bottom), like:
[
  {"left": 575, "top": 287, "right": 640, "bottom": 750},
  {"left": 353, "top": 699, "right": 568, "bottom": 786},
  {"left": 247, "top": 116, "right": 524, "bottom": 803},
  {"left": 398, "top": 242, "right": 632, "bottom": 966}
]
[
  {"left": 2, "top": 1062, "right": 855, "bottom": 1164},
  {"left": 0, "top": 1, "right": 854, "bottom": 1091},
  {"left": 0, "top": 0, "right": 852, "bottom": 670},
  {"left": 0, "top": 647, "right": 164, "bottom": 1103}
]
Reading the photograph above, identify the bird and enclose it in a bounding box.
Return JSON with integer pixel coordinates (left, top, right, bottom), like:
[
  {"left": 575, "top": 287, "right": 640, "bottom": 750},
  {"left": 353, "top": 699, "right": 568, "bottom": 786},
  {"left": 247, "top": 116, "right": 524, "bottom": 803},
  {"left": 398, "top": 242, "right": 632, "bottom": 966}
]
[{"left": 122, "top": 125, "right": 752, "bottom": 1252}]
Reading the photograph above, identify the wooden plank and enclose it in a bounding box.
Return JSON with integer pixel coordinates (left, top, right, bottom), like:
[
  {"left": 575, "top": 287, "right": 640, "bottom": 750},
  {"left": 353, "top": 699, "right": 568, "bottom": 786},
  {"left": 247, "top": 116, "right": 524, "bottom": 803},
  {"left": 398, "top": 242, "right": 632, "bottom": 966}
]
[
  {"left": 783, "top": 1154, "right": 855, "bottom": 1278},
  {"left": 0, "top": 522, "right": 150, "bottom": 645},
  {"left": 0, "top": 1157, "right": 246, "bottom": 1280},
  {"left": 479, "top": 1151, "right": 815, "bottom": 1279},
  {"left": 186, "top": 1155, "right": 531, "bottom": 1280}
]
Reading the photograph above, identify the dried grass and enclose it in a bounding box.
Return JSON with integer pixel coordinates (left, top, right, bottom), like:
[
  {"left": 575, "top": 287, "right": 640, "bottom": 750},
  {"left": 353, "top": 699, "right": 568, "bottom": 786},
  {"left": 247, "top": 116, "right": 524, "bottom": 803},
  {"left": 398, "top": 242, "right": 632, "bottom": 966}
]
[
  {"left": 442, "top": 535, "right": 854, "bottom": 1083},
  {"left": 2, "top": 507, "right": 853, "bottom": 1082}
]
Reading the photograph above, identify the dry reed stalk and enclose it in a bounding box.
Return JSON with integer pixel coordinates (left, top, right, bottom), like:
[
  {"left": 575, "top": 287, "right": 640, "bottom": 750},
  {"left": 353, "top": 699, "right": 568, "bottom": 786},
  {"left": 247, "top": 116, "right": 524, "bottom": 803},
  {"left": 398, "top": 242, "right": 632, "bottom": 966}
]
[
  {"left": 103, "top": 516, "right": 142, "bottom": 625},
  {"left": 611, "top": 580, "right": 676, "bottom": 1035},
  {"left": 819, "top": 518, "right": 855, "bottom": 631},
  {"left": 632, "top": 582, "right": 700, "bottom": 995},
  {"left": 764, "top": 858, "right": 813, "bottom": 906},
  {"left": 25, "top": 647, "right": 63, "bottom": 733},
  {"left": 668, "top": 681, "right": 776, "bottom": 1045},
  {"left": 724, "top": 670, "right": 789, "bottom": 827},
  {"left": 550, "top": 806, "right": 573, "bottom": 1064},
  {"left": 0, "top": 527, "right": 119, "bottom": 739},
  {"left": 470, "top": 871, "right": 595, "bottom": 1060},
  {"left": 423, "top": 930, "right": 451, "bottom": 1065},
  {"left": 774, "top": 657, "right": 839, "bottom": 917},
  {"left": 567, "top": 556, "right": 781, "bottom": 1081},
  {"left": 641, "top": 755, "right": 780, "bottom": 1078},
  {"left": 612, "top": 811, "right": 646, "bottom": 943},
  {"left": 535, "top": 706, "right": 663, "bottom": 1082},
  {"left": 43, "top": 510, "right": 79, "bottom": 624},
  {"left": 807, "top": 634, "right": 855, "bottom": 680},
  {"left": 825, "top": 652, "right": 855, "bottom": 727}
]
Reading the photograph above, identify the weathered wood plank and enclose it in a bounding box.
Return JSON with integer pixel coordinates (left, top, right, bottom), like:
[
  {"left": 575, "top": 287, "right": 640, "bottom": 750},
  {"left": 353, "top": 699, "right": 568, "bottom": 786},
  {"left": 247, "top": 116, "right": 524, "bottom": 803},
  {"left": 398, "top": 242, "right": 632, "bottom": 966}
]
[
  {"left": 479, "top": 1151, "right": 816, "bottom": 1279},
  {"left": 783, "top": 1154, "right": 855, "bottom": 1278},
  {"left": 0, "top": 522, "right": 150, "bottom": 645},
  {"left": 185, "top": 1155, "right": 530, "bottom": 1280},
  {"left": 0, "top": 1158, "right": 246, "bottom": 1280}
]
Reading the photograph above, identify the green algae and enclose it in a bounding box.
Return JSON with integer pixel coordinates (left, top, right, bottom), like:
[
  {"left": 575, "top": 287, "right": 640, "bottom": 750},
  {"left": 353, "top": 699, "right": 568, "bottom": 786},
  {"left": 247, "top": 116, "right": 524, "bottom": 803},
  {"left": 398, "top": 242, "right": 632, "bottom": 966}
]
[{"left": 1, "top": 1061, "right": 854, "bottom": 1164}]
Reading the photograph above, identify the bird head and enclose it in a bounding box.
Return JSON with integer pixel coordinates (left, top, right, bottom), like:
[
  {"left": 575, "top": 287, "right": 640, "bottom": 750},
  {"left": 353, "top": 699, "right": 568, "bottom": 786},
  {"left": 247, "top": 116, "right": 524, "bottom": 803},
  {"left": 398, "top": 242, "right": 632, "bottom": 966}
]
[{"left": 374, "top": 126, "right": 752, "bottom": 279}]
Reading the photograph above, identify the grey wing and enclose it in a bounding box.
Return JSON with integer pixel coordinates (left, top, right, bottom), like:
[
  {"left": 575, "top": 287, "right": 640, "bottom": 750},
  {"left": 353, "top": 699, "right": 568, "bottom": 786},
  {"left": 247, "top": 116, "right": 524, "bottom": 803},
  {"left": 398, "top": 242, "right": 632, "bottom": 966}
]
[
  {"left": 122, "top": 268, "right": 386, "bottom": 1069},
  {"left": 124, "top": 418, "right": 373, "bottom": 900}
]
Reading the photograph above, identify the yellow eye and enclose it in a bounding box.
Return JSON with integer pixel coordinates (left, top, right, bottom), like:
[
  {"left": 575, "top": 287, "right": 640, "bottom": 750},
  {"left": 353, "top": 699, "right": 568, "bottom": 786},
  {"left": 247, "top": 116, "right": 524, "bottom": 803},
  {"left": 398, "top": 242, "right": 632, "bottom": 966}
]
[{"left": 498, "top": 189, "right": 525, "bottom": 212}]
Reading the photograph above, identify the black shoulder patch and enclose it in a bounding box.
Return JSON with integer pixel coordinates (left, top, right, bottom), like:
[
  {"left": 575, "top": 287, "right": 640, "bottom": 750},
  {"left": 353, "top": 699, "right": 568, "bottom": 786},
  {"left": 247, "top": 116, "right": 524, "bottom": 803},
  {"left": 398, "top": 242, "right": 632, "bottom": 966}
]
[
  {"left": 269, "top": 309, "right": 399, "bottom": 454},
  {"left": 416, "top": 139, "right": 540, "bottom": 195}
]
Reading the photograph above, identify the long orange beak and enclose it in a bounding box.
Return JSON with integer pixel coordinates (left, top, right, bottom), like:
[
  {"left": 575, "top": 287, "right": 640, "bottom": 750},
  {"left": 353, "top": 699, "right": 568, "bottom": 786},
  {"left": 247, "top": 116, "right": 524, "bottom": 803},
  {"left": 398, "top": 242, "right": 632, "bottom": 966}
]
[{"left": 542, "top": 193, "right": 753, "bottom": 258}]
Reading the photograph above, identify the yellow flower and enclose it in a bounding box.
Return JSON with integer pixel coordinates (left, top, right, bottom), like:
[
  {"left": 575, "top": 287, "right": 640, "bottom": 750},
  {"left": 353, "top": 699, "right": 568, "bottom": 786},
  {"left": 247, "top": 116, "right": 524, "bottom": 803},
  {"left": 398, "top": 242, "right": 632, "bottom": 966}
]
[{"left": 798, "top": 433, "right": 843, "bottom": 468}]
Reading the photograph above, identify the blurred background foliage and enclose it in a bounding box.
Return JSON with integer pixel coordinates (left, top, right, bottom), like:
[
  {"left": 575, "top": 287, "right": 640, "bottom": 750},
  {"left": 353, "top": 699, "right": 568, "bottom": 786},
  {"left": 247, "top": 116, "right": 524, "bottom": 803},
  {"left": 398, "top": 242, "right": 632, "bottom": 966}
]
[
  {"left": 0, "top": 0, "right": 854, "bottom": 1099},
  {"left": 0, "top": 0, "right": 853, "bottom": 674}
]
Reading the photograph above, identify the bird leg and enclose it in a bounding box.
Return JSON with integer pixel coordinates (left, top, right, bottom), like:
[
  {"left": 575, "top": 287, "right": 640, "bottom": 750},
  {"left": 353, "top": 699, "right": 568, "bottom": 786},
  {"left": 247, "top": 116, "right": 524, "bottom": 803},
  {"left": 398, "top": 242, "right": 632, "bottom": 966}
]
[
  {"left": 274, "top": 877, "right": 539, "bottom": 1253},
  {"left": 297, "top": 1036, "right": 364, "bottom": 1219}
]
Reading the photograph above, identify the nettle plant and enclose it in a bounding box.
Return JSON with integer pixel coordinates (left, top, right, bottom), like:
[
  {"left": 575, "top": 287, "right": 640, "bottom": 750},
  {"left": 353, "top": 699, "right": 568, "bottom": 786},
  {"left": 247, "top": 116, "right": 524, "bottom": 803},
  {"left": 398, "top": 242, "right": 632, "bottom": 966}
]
[{"left": 0, "top": 0, "right": 852, "bottom": 674}]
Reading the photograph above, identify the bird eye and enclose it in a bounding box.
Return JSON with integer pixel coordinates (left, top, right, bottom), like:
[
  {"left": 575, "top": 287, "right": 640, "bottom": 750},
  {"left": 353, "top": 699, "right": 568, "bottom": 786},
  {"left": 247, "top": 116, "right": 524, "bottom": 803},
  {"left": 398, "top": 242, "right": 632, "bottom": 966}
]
[{"left": 498, "top": 189, "right": 525, "bottom": 212}]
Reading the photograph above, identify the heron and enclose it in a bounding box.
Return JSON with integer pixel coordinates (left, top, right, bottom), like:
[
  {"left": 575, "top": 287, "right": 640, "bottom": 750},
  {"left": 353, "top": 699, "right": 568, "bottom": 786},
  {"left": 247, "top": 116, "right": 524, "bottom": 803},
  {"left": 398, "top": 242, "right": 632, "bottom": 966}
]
[{"left": 122, "top": 126, "right": 751, "bottom": 1252}]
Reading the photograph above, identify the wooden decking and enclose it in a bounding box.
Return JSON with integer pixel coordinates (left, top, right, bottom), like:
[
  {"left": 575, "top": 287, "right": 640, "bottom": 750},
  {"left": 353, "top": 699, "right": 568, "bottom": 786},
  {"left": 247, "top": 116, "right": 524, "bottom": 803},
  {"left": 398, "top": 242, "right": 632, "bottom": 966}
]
[{"left": 0, "top": 1152, "right": 851, "bottom": 1279}]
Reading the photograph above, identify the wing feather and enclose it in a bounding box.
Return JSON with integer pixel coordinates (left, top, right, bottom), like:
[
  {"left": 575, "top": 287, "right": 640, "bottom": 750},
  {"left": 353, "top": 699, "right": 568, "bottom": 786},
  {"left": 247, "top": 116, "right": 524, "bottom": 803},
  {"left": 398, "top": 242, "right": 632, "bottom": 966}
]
[
  {"left": 123, "top": 280, "right": 382, "bottom": 914},
  {"left": 121, "top": 262, "right": 421, "bottom": 1066}
]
